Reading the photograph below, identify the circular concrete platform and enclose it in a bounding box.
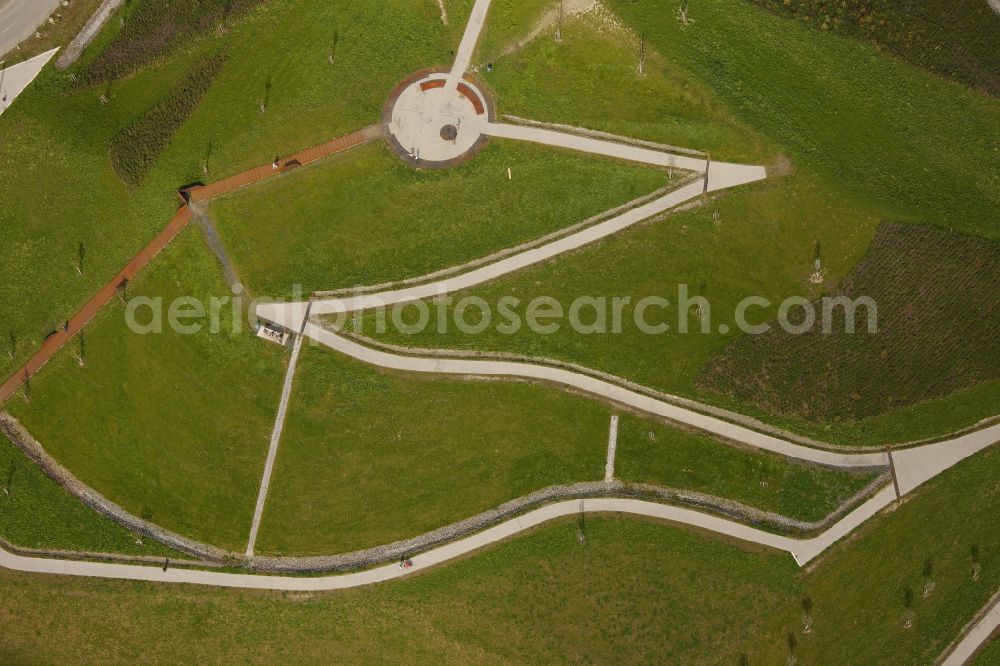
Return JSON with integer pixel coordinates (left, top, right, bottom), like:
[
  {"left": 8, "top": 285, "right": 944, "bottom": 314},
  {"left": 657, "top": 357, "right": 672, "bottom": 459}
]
[{"left": 382, "top": 69, "right": 495, "bottom": 169}]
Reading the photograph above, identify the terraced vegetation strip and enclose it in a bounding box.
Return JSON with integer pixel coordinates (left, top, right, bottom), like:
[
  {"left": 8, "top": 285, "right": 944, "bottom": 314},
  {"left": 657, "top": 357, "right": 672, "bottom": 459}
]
[
  {"left": 698, "top": 223, "right": 1000, "bottom": 421},
  {"left": 748, "top": 0, "right": 1000, "bottom": 96},
  {"left": 109, "top": 52, "right": 228, "bottom": 186},
  {"left": 75, "top": 0, "right": 266, "bottom": 86}
]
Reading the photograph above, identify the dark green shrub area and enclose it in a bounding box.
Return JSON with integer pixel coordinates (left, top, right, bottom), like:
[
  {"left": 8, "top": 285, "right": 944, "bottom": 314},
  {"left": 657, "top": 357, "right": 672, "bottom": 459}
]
[
  {"left": 698, "top": 222, "right": 1000, "bottom": 421},
  {"left": 109, "top": 53, "right": 227, "bottom": 186},
  {"left": 79, "top": 0, "right": 265, "bottom": 86},
  {"left": 749, "top": 0, "right": 1000, "bottom": 96}
]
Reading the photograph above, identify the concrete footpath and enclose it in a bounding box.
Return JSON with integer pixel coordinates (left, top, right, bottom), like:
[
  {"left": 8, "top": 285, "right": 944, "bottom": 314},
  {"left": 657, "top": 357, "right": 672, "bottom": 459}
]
[
  {"left": 0, "top": 47, "right": 57, "bottom": 114},
  {"left": 941, "top": 591, "right": 1000, "bottom": 665}
]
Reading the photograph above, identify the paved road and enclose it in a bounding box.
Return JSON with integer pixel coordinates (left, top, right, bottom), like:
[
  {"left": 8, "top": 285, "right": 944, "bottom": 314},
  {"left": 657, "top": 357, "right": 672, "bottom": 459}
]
[{"left": 0, "top": 0, "right": 62, "bottom": 59}]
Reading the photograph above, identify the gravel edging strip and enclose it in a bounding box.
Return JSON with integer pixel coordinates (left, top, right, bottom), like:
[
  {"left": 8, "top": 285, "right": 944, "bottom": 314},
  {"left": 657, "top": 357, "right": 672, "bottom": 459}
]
[{"left": 55, "top": 0, "right": 125, "bottom": 70}]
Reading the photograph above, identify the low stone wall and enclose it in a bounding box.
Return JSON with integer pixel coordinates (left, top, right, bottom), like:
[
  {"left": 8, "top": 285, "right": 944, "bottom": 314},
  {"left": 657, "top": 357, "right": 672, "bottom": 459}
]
[{"left": 0, "top": 413, "right": 233, "bottom": 565}]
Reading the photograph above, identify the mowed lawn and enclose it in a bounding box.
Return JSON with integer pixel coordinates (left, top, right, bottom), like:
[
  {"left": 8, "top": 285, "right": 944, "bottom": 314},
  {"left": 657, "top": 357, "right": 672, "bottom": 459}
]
[
  {"left": 480, "top": 7, "right": 773, "bottom": 162},
  {"left": 615, "top": 415, "right": 878, "bottom": 523},
  {"left": 361, "top": 0, "right": 1000, "bottom": 445},
  {"left": 1, "top": 442, "right": 999, "bottom": 663},
  {"left": 255, "top": 344, "right": 610, "bottom": 556},
  {"left": 256, "top": 342, "right": 877, "bottom": 557},
  {"left": 209, "top": 139, "right": 669, "bottom": 297},
  {"left": 0, "top": 433, "right": 178, "bottom": 558},
  {"left": 7, "top": 230, "right": 288, "bottom": 550},
  {"left": 472, "top": 0, "right": 554, "bottom": 65},
  {"left": 0, "top": 0, "right": 459, "bottom": 381}
]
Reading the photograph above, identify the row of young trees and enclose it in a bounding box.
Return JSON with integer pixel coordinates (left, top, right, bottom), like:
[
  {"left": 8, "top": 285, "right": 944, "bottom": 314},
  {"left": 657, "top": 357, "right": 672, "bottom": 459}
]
[{"left": 733, "top": 546, "right": 986, "bottom": 663}]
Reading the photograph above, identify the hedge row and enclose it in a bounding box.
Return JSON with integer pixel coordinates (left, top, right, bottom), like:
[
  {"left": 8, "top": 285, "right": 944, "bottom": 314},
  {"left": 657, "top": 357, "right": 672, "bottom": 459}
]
[
  {"left": 109, "top": 52, "right": 227, "bottom": 187},
  {"left": 78, "top": 0, "right": 265, "bottom": 86},
  {"left": 749, "top": 0, "right": 1000, "bottom": 97},
  {"left": 697, "top": 222, "right": 1000, "bottom": 422}
]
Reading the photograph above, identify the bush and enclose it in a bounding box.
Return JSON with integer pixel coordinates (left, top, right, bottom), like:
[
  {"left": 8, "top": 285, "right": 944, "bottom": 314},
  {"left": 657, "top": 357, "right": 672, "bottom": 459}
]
[
  {"left": 109, "top": 52, "right": 227, "bottom": 186},
  {"left": 78, "top": 0, "right": 266, "bottom": 86}
]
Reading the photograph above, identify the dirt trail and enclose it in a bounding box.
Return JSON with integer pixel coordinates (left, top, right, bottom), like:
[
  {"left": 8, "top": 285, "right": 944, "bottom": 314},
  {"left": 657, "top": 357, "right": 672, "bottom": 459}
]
[{"left": 496, "top": 0, "right": 597, "bottom": 59}]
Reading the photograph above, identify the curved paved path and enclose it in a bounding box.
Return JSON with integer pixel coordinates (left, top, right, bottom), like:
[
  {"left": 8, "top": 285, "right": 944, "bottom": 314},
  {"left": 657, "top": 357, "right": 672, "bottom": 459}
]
[
  {"left": 0, "top": 491, "right": 897, "bottom": 590},
  {"left": 303, "top": 323, "right": 888, "bottom": 468}
]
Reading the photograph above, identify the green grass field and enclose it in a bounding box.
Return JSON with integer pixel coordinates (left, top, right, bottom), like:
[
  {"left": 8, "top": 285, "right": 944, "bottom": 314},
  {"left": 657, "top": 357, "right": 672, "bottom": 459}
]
[
  {"left": 6, "top": 230, "right": 288, "bottom": 550},
  {"left": 255, "top": 344, "right": 610, "bottom": 555},
  {"left": 209, "top": 139, "right": 669, "bottom": 297},
  {"left": 615, "top": 415, "right": 877, "bottom": 522},
  {"left": 0, "top": 432, "right": 177, "bottom": 557},
  {"left": 357, "top": 0, "right": 1000, "bottom": 444},
  {"left": 0, "top": 0, "right": 459, "bottom": 381},
  {"left": 255, "top": 343, "right": 875, "bottom": 556},
  {"left": 700, "top": 222, "right": 1000, "bottom": 422},
  {"left": 0, "top": 0, "right": 996, "bottom": 660},
  {"left": 0, "top": 439, "right": 998, "bottom": 663},
  {"left": 480, "top": 8, "right": 772, "bottom": 162}
]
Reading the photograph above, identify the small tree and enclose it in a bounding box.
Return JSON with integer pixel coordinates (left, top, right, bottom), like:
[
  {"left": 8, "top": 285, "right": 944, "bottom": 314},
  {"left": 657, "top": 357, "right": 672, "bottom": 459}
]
[
  {"left": 738, "top": 655, "right": 749, "bottom": 666},
  {"left": 923, "top": 558, "right": 936, "bottom": 597},
  {"left": 677, "top": 0, "right": 693, "bottom": 26},
  {"left": 801, "top": 594, "right": 813, "bottom": 634},
  {"left": 903, "top": 586, "right": 915, "bottom": 629},
  {"left": 2, "top": 458, "right": 15, "bottom": 496},
  {"left": 73, "top": 331, "right": 86, "bottom": 367},
  {"left": 329, "top": 28, "right": 339, "bottom": 64},
  {"left": 636, "top": 34, "right": 646, "bottom": 76},
  {"left": 7, "top": 331, "right": 15, "bottom": 360},
  {"left": 972, "top": 545, "right": 982, "bottom": 581},
  {"left": 73, "top": 242, "right": 86, "bottom": 275},
  {"left": 259, "top": 75, "right": 272, "bottom": 114},
  {"left": 810, "top": 241, "right": 824, "bottom": 284},
  {"left": 786, "top": 632, "right": 798, "bottom": 665},
  {"left": 555, "top": 1, "right": 564, "bottom": 42},
  {"left": 202, "top": 139, "right": 214, "bottom": 176}
]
